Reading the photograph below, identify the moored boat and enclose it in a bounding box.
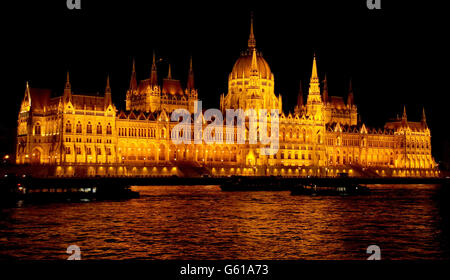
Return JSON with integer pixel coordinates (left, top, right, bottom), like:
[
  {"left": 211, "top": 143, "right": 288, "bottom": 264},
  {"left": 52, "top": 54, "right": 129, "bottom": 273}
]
[{"left": 290, "top": 183, "right": 369, "bottom": 196}]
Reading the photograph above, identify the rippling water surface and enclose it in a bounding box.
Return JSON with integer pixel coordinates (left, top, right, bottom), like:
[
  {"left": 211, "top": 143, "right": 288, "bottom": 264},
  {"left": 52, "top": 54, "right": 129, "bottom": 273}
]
[{"left": 1, "top": 184, "right": 449, "bottom": 260}]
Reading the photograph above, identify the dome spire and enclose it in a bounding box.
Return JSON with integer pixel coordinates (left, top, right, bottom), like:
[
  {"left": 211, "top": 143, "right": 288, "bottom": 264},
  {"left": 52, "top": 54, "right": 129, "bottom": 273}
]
[
  {"left": 250, "top": 48, "right": 258, "bottom": 75},
  {"left": 248, "top": 12, "right": 256, "bottom": 50}
]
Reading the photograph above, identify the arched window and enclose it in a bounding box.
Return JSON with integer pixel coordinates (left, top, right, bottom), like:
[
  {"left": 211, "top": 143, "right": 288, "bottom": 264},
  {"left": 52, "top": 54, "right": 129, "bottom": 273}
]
[
  {"left": 87, "top": 122, "right": 92, "bottom": 134},
  {"left": 65, "top": 121, "right": 72, "bottom": 133},
  {"left": 76, "top": 122, "right": 82, "bottom": 133},
  {"left": 34, "top": 123, "right": 41, "bottom": 136},
  {"left": 106, "top": 123, "right": 112, "bottom": 134},
  {"left": 97, "top": 123, "right": 102, "bottom": 134}
]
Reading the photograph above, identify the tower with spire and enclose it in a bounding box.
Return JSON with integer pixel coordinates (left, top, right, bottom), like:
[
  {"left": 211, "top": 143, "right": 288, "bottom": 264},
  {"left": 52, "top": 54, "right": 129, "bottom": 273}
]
[
  {"left": 63, "top": 71, "right": 72, "bottom": 104},
  {"left": 322, "top": 75, "right": 329, "bottom": 104},
  {"left": 187, "top": 56, "right": 195, "bottom": 91},
  {"left": 402, "top": 105, "right": 407, "bottom": 122},
  {"left": 421, "top": 107, "right": 427, "bottom": 128},
  {"left": 294, "top": 80, "right": 304, "bottom": 115},
  {"left": 104, "top": 75, "right": 113, "bottom": 109},
  {"left": 306, "top": 54, "right": 324, "bottom": 118},
  {"left": 347, "top": 79, "right": 354, "bottom": 107},
  {"left": 221, "top": 12, "right": 281, "bottom": 113}
]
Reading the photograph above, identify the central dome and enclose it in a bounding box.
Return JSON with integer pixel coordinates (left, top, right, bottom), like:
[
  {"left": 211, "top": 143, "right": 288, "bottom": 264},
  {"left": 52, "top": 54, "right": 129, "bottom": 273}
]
[{"left": 231, "top": 50, "right": 272, "bottom": 80}]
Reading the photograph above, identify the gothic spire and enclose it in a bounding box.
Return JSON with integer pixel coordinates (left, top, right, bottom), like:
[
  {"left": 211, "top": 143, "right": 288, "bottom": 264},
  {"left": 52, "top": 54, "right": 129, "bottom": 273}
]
[
  {"left": 187, "top": 56, "right": 195, "bottom": 90},
  {"left": 150, "top": 51, "right": 158, "bottom": 86},
  {"left": 167, "top": 64, "right": 172, "bottom": 79},
  {"left": 402, "top": 105, "right": 407, "bottom": 121},
  {"left": 105, "top": 74, "right": 111, "bottom": 93},
  {"left": 65, "top": 71, "right": 71, "bottom": 89},
  {"left": 422, "top": 107, "right": 427, "bottom": 126},
  {"left": 105, "top": 75, "right": 112, "bottom": 107},
  {"left": 250, "top": 48, "right": 258, "bottom": 75},
  {"left": 297, "top": 80, "right": 304, "bottom": 107},
  {"left": 248, "top": 12, "right": 256, "bottom": 50},
  {"left": 322, "top": 74, "right": 329, "bottom": 103},
  {"left": 129, "top": 58, "right": 137, "bottom": 90},
  {"left": 311, "top": 53, "right": 319, "bottom": 83},
  {"left": 63, "top": 71, "right": 72, "bottom": 103},
  {"left": 24, "top": 81, "right": 31, "bottom": 105},
  {"left": 347, "top": 79, "right": 354, "bottom": 106}
]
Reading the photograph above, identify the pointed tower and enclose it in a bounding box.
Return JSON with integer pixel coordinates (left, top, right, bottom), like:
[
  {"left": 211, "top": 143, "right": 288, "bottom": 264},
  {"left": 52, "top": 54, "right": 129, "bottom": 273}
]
[
  {"left": 306, "top": 53, "right": 323, "bottom": 117},
  {"left": 347, "top": 79, "right": 354, "bottom": 106},
  {"left": 421, "top": 107, "right": 428, "bottom": 128},
  {"left": 246, "top": 48, "right": 263, "bottom": 110},
  {"left": 150, "top": 51, "right": 158, "bottom": 86},
  {"left": 187, "top": 56, "right": 195, "bottom": 90},
  {"left": 248, "top": 12, "right": 256, "bottom": 50},
  {"left": 21, "top": 81, "right": 32, "bottom": 112},
  {"left": 167, "top": 64, "right": 172, "bottom": 79},
  {"left": 294, "top": 80, "right": 303, "bottom": 115},
  {"left": 63, "top": 71, "right": 72, "bottom": 104},
  {"left": 104, "top": 75, "right": 112, "bottom": 108},
  {"left": 402, "top": 106, "right": 407, "bottom": 122},
  {"left": 322, "top": 74, "right": 329, "bottom": 104},
  {"left": 126, "top": 60, "right": 136, "bottom": 111},
  {"left": 129, "top": 58, "right": 137, "bottom": 91}
]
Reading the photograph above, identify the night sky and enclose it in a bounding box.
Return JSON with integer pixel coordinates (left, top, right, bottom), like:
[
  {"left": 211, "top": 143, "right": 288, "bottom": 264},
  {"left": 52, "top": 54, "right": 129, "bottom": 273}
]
[{"left": 2, "top": 1, "right": 448, "bottom": 164}]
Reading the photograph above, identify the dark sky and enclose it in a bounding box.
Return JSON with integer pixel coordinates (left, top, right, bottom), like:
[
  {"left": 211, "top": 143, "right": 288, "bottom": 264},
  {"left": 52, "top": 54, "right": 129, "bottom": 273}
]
[{"left": 2, "top": 1, "right": 448, "bottom": 162}]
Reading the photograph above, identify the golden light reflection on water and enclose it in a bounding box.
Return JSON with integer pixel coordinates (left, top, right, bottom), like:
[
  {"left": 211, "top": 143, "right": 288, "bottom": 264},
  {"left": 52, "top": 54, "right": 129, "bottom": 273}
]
[{"left": 0, "top": 184, "right": 448, "bottom": 260}]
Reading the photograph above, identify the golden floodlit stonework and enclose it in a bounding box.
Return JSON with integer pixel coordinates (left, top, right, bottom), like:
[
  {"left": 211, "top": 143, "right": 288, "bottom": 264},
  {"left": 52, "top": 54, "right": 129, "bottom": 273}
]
[{"left": 16, "top": 17, "right": 438, "bottom": 178}]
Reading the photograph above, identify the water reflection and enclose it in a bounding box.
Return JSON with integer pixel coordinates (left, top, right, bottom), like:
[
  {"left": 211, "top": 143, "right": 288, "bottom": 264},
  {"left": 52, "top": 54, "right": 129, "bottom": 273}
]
[{"left": 0, "top": 184, "right": 448, "bottom": 260}]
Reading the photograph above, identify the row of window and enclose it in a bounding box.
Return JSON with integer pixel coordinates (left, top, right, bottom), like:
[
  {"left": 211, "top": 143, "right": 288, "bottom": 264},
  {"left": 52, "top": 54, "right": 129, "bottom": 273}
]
[
  {"left": 65, "top": 146, "right": 112, "bottom": 156},
  {"left": 65, "top": 138, "right": 112, "bottom": 144},
  {"left": 118, "top": 127, "right": 158, "bottom": 138},
  {"left": 65, "top": 121, "right": 112, "bottom": 135}
]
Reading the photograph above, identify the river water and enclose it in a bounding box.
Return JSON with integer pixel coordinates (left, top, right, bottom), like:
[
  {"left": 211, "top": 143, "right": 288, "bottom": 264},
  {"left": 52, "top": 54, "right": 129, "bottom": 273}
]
[{"left": 0, "top": 184, "right": 449, "bottom": 260}]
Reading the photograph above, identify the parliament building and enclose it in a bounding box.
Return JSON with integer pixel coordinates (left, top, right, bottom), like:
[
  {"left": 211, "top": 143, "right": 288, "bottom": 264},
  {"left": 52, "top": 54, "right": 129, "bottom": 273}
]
[{"left": 15, "top": 18, "right": 438, "bottom": 178}]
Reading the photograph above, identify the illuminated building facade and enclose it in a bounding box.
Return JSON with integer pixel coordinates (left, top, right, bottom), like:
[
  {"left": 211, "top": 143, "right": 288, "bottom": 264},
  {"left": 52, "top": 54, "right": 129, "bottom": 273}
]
[{"left": 15, "top": 18, "right": 438, "bottom": 177}]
